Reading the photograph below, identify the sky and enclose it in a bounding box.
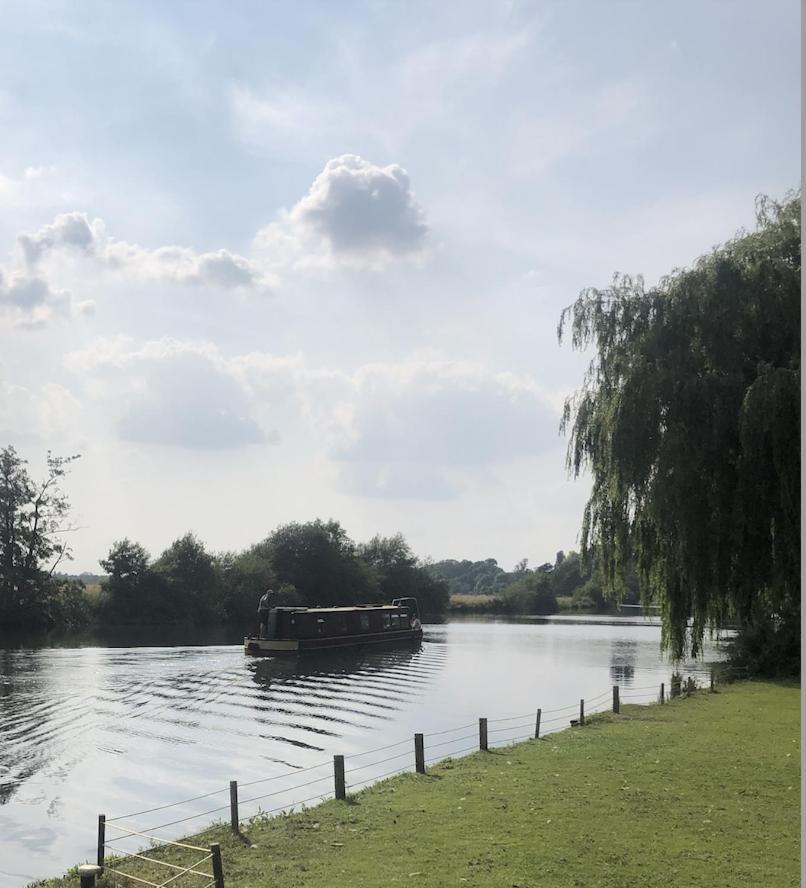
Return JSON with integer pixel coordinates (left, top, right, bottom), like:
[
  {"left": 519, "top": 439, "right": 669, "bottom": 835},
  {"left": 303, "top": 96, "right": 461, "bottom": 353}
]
[{"left": 0, "top": 0, "right": 799, "bottom": 573}]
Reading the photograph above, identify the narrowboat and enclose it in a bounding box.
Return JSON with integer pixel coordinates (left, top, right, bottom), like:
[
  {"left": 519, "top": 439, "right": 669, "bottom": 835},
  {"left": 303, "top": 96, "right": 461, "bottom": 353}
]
[{"left": 244, "top": 597, "right": 423, "bottom": 655}]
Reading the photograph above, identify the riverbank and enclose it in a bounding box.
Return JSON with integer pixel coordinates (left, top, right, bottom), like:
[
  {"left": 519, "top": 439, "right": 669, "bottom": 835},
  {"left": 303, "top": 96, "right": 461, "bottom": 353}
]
[{"left": 40, "top": 680, "right": 799, "bottom": 888}]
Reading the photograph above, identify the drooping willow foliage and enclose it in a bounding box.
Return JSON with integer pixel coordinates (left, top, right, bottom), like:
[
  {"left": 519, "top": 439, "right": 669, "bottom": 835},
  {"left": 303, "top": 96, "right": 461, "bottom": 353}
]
[{"left": 558, "top": 194, "right": 800, "bottom": 662}]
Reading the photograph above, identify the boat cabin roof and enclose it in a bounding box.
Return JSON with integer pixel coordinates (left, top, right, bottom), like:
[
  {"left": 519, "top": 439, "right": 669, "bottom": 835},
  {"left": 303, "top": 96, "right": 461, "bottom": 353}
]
[{"left": 274, "top": 604, "right": 406, "bottom": 614}]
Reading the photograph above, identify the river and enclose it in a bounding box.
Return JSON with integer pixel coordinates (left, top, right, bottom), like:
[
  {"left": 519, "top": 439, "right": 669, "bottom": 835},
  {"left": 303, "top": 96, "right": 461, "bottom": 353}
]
[{"left": 0, "top": 616, "right": 726, "bottom": 886}]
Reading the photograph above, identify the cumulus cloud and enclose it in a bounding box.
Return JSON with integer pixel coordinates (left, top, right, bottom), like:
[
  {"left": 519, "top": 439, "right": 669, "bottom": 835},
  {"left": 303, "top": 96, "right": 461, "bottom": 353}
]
[
  {"left": 233, "top": 351, "right": 558, "bottom": 498},
  {"left": 255, "top": 154, "right": 429, "bottom": 269},
  {"left": 0, "top": 377, "right": 82, "bottom": 442},
  {"left": 0, "top": 264, "right": 94, "bottom": 328},
  {"left": 65, "top": 340, "right": 557, "bottom": 490},
  {"left": 67, "top": 338, "right": 269, "bottom": 450},
  {"left": 18, "top": 212, "right": 271, "bottom": 291},
  {"left": 325, "top": 359, "right": 558, "bottom": 498}
]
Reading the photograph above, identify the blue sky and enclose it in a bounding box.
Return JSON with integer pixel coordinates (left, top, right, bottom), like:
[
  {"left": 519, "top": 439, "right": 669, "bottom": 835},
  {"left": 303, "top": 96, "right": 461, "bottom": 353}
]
[{"left": 0, "top": 0, "right": 798, "bottom": 572}]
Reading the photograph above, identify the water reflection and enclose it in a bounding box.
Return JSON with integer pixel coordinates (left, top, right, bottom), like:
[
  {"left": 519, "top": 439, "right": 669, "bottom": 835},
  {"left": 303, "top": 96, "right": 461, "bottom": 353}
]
[{"left": 609, "top": 640, "right": 637, "bottom": 684}]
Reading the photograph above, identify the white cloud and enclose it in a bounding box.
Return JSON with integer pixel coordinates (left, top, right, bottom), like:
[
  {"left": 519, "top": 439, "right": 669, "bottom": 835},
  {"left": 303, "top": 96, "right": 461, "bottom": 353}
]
[
  {"left": 65, "top": 341, "right": 558, "bottom": 496},
  {"left": 0, "top": 165, "right": 64, "bottom": 214},
  {"left": 66, "top": 338, "right": 270, "bottom": 450},
  {"left": 0, "top": 378, "right": 82, "bottom": 443},
  {"left": 326, "top": 358, "right": 559, "bottom": 498},
  {"left": 255, "top": 154, "right": 429, "bottom": 270},
  {"left": 0, "top": 264, "right": 94, "bottom": 328},
  {"left": 18, "top": 212, "right": 273, "bottom": 291}
]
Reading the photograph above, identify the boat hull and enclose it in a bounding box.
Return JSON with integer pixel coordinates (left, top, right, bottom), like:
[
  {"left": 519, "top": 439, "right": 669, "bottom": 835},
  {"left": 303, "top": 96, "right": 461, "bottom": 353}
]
[{"left": 244, "top": 628, "right": 423, "bottom": 656}]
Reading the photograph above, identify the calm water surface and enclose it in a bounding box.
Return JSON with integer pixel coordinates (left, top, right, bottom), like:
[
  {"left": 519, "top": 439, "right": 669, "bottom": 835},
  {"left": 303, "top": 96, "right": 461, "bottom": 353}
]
[{"left": 0, "top": 617, "right": 725, "bottom": 886}]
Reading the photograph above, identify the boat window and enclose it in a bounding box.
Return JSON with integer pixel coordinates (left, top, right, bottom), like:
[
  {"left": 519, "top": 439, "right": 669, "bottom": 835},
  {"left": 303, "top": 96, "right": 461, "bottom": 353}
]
[
  {"left": 400, "top": 614, "right": 410, "bottom": 629},
  {"left": 382, "top": 613, "right": 391, "bottom": 630},
  {"left": 360, "top": 613, "right": 370, "bottom": 632},
  {"left": 391, "top": 614, "right": 400, "bottom": 629}
]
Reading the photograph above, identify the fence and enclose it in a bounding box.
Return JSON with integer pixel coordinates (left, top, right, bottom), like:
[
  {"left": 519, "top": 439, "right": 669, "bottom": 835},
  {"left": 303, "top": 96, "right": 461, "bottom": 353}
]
[{"left": 89, "top": 663, "right": 749, "bottom": 887}]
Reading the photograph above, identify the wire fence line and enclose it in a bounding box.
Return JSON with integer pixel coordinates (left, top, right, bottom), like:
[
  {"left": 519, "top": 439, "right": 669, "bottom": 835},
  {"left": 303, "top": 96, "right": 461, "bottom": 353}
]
[{"left": 94, "top": 664, "right": 747, "bottom": 886}]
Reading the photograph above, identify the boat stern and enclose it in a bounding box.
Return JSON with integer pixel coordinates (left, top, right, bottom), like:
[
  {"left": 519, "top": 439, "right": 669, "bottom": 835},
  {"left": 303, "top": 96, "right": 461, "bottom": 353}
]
[{"left": 244, "top": 637, "right": 300, "bottom": 655}]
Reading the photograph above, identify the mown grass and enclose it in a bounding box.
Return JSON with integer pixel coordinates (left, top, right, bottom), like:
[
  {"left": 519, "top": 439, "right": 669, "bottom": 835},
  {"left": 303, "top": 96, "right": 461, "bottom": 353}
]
[{"left": 42, "top": 681, "right": 800, "bottom": 888}]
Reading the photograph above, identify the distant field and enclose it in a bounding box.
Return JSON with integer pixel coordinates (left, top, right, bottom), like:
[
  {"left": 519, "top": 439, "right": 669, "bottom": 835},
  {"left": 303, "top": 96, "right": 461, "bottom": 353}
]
[
  {"left": 449, "top": 593, "right": 498, "bottom": 604},
  {"left": 82, "top": 584, "right": 103, "bottom": 601}
]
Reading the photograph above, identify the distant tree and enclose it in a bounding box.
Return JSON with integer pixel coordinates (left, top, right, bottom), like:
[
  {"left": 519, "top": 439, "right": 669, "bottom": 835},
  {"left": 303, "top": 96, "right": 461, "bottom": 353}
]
[
  {"left": 98, "top": 539, "right": 153, "bottom": 622},
  {"left": 152, "top": 533, "right": 223, "bottom": 623},
  {"left": 216, "top": 541, "right": 304, "bottom": 625},
  {"left": 559, "top": 194, "right": 800, "bottom": 665},
  {"left": 499, "top": 571, "right": 558, "bottom": 615},
  {"left": 513, "top": 558, "right": 529, "bottom": 573},
  {"left": 0, "top": 446, "right": 80, "bottom": 627},
  {"left": 100, "top": 539, "right": 149, "bottom": 584},
  {"left": 267, "top": 519, "right": 377, "bottom": 606},
  {"left": 426, "top": 557, "right": 508, "bottom": 596},
  {"left": 358, "top": 533, "right": 449, "bottom": 615}
]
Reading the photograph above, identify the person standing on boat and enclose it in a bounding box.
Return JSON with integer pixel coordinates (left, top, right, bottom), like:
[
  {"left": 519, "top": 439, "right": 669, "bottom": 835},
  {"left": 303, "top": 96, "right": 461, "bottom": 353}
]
[{"left": 258, "top": 589, "right": 273, "bottom": 638}]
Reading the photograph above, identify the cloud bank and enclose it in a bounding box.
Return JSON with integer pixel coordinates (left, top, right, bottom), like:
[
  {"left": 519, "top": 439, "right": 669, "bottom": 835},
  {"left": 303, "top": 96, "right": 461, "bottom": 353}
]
[
  {"left": 19, "top": 212, "right": 271, "bottom": 291},
  {"left": 66, "top": 340, "right": 558, "bottom": 497}
]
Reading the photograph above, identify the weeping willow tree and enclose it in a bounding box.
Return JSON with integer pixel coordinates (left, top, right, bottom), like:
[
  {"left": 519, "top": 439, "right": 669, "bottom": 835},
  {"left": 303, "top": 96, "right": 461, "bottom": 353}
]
[{"left": 559, "top": 194, "right": 800, "bottom": 667}]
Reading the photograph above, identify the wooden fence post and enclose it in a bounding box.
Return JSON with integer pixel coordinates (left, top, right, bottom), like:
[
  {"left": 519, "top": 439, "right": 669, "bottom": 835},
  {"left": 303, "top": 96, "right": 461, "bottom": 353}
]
[
  {"left": 78, "top": 864, "right": 102, "bottom": 888},
  {"left": 579, "top": 699, "right": 585, "bottom": 726},
  {"left": 479, "top": 717, "right": 488, "bottom": 751},
  {"left": 612, "top": 685, "right": 620, "bottom": 714},
  {"left": 334, "top": 754, "right": 346, "bottom": 800},
  {"left": 211, "top": 842, "right": 225, "bottom": 888},
  {"left": 534, "top": 708, "right": 541, "bottom": 739},
  {"left": 229, "top": 780, "right": 239, "bottom": 833},
  {"left": 660, "top": 682, "right": 665, "bottom": 704},
  {"left": 97, "top": 814, "right": 105, "bottom": 869},
  {"left": 710, "top": 667, "right": 715, "bottom": 692},
  {"left": 414, "top": 733, "right": 425, "bottom": 774}
]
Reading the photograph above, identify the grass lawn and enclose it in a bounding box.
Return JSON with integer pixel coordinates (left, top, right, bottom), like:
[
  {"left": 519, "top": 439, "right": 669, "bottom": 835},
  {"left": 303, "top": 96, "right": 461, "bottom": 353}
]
[{"left": 43, "top": 681, "right": 800, "bottom": 888}]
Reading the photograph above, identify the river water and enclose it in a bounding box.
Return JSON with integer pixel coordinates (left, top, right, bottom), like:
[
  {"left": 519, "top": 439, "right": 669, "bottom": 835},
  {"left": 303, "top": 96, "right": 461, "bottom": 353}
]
[{"left": 0, "top": 616, "right": 725, "bottom": 886}]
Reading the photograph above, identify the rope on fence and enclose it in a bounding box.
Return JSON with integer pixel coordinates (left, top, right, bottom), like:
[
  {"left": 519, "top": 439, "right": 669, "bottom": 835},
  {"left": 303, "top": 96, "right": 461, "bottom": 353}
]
[
  {"left": 137, "top": 803, "right": 235, "bottom": 833},
  {"left": 344, "top": 737, "right": 411, "bottom": 758},
  {"left": 424, "top": 721, "right": 477, "bottom": 737},
  {"left": 238, "top": 773, "right": 334, "bottom": 807},
  {"left": 345, "top": 748, "right": 413, "bottom": 775},
  {"left": 487, "top": 712, "right": 534, "bottom": 724},
  {"left": 348, "top": 764, "right": 412, "bottom": 791},
  {"left": 104, "top": 846, "right": 213, "bottom": 879},
  {"left": 487, "top": 721, "right": 534, "bottom": 735},
  {"left": 585, "top": 688, "right": 614, "bottom": 703},
  {"left": 106, "top": 787, "right": 231, "bottom": 823},
  {"left": 539, "top": 701, "right": 582, "bottom": 714},
  {"left": 426, "top": 732, "right": 479, "bottom": 750},
  {"left": 254, "top": 789, "right": 335, "bottom": 817},
  {"left": 239, "top": 757, "right": 333, "bottom": 789},
  {"left": 424, "top": 743, "right": 480, "bottom": 764},
  {"left": 104, "top": 823, "right": 209, "bottom": 851}
]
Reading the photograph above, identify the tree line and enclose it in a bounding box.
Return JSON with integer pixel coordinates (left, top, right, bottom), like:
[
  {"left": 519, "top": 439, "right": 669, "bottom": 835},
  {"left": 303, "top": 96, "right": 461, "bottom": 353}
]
[
  {"left": 0, "top": 452, "right": 450, "bottom": 632},
  {"left": 426, "top": 550, "right": 641, "bottom": 615}
]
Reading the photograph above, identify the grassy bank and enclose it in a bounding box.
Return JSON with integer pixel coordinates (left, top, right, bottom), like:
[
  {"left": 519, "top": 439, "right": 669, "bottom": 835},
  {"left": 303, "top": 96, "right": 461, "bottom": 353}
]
[{"left": 43, "top": 681, "right": 799, "bottom": 888}]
